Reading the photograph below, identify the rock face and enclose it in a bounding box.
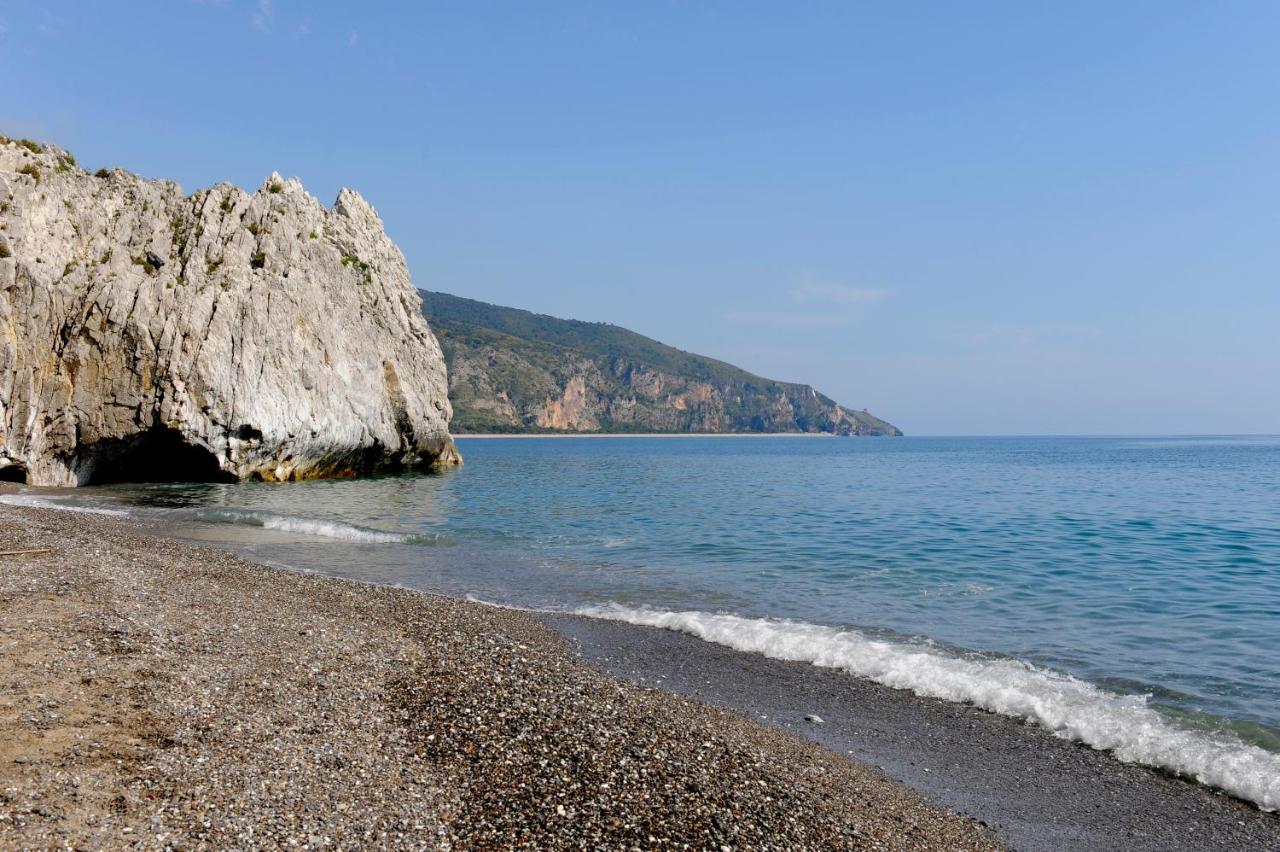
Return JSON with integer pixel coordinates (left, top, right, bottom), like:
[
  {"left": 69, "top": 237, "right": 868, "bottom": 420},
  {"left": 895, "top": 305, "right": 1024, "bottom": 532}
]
[
  {"left": 0, "top": 136, "right": 459, "bottom": 486},
  {"left": 421, "top": 290, "right": 902, "bottom": 436}
]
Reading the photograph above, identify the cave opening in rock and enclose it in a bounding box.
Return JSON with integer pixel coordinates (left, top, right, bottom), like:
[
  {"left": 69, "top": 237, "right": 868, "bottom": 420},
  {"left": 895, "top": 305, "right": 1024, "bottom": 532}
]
[
  {"left": 80, "top": 427, "right": 236, "bottom": 485},
  {"left": 0, "top": 464, "right": 28, "bottom": 484}
]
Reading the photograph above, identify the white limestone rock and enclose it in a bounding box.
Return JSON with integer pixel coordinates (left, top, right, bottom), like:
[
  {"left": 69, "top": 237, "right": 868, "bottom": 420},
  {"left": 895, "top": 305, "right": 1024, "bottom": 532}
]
[{"left": 0, "top": 136, "right": 459, "bottom": 485}]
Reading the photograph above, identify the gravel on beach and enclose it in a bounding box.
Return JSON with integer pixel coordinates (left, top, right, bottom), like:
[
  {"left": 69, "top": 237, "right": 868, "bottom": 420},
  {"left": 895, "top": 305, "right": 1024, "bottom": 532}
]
[
  {"left": 545, "top": 616, "right": 1280, "bottom": 852},
  {"left": 0, "top": 504, "right": 999, "bottom": 850}
]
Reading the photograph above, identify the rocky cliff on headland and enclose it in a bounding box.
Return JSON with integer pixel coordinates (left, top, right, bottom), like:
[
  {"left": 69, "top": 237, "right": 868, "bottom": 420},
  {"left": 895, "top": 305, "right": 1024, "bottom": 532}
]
[
  {"left": 421, "top": 291, "right": 901, "bottom": 436},
  {"left": 0, "top": 136, "right": 459, "bottom": 486}
]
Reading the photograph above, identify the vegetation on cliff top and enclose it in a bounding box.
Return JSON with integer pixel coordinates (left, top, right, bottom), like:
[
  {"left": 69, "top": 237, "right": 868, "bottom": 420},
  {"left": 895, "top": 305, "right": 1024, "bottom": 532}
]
[{"left": 420, "top": 290, "right": 901, "bottom": 436}]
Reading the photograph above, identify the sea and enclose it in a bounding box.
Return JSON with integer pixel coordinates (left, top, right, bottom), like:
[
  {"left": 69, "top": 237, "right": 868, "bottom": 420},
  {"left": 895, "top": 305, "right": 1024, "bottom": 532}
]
[{"left": 5, "top": 434, "right": 1279, "bottom": 810}]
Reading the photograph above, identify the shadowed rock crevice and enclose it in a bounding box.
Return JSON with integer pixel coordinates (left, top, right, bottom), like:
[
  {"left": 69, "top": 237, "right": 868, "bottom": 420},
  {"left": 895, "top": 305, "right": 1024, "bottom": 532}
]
[
  {"left": 74, "top": 428, "right": 236, "bottom": 485},
  {"left": 0, "top": 463, "right": 28, "bottom": 484}
]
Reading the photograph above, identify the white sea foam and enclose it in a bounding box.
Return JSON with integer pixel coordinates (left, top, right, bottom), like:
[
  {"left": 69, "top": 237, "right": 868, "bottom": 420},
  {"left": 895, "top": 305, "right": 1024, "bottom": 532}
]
[
  {"left": 258, "top": 516, "right": 410, "bottom": 544},
  {"left": 184, "top": 508, "right": 412, "bottom": 543},
  {"left": 0, "top": 494, "right": 129, "bottom": 516},
  {"left": 577, "top": 603, "right": 1280, "bottom": 811}
]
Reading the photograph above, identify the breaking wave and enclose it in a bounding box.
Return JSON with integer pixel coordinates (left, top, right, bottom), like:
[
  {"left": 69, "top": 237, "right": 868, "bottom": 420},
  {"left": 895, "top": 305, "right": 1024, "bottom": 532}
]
[
  {"left": 259, "top": 515, "right": 411, "bottom": 543},
  {"left": 186, "top": 509, "right": 417, "bottom": 544},
  {"left": 576, "top": 603, "right": 1280, "bottom": 810}
]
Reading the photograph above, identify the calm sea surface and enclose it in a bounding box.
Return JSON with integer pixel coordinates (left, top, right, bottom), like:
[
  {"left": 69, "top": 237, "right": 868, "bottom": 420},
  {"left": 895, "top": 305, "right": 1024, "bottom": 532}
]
[{"left": 11, "top": 435, "right": 1280, "bottom": 807}]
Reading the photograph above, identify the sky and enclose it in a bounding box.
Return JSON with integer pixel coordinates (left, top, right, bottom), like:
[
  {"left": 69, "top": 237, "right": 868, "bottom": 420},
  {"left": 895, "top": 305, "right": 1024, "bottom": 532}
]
[{"left": 3, "top": 2, "right": 1278, "bottom": 435}]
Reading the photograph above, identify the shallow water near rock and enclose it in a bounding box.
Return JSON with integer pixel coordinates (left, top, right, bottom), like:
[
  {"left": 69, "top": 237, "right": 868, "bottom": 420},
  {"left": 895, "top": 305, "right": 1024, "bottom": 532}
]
[{"left": 13, "top": 434, "right": 1280, "bottom": 808}]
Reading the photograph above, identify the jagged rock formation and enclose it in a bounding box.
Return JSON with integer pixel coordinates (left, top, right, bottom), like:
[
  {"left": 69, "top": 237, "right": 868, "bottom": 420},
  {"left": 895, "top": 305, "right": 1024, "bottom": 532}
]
[
  {"left": 0, "top": 136, "right": 459, "bottom": 486},
  {"left": 421, "top": 291, "right": 902, "bottom": 436}
]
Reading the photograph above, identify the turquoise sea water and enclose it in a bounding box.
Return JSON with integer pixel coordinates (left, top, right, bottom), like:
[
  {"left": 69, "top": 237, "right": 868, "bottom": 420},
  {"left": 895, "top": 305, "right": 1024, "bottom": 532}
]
[{"left": 8, "top": 435, "right": 1280, "bottom": 807}]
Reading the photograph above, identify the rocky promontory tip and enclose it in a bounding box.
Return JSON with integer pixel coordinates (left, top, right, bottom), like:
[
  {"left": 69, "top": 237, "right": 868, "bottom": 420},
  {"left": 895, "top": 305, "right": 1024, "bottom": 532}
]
[{"left": 0, "top": 135, "right": 460, "bottom": 485}]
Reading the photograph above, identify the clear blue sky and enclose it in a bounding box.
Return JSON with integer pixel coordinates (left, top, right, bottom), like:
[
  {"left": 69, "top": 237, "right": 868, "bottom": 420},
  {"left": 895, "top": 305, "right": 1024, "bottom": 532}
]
[{"left": 4, "top": 2, "right": 1277, "bottom": 434}]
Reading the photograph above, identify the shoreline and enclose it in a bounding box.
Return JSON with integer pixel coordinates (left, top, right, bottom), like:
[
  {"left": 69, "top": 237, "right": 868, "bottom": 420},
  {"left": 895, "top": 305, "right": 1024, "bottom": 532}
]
[
  {"left": 0, "top": 505, "right": 993, "bottom": 849},
  {"left": 544, "top": 614, "right": 1280, "bottom": 852},
  {"left": 3, "top": 506, "right": 1278, "bottom": 850}
]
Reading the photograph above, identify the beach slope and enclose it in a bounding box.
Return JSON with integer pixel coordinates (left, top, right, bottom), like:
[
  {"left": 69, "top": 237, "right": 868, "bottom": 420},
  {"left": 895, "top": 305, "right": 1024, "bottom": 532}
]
[{"left": 0, "top": 505, "right": 993, "bottom": 849}]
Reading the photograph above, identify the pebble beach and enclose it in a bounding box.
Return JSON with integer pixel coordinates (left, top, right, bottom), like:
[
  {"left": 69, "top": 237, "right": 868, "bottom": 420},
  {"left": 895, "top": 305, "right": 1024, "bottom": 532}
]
[{"left": 0, "top": 504, "right": 998, "bottom": 849}]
